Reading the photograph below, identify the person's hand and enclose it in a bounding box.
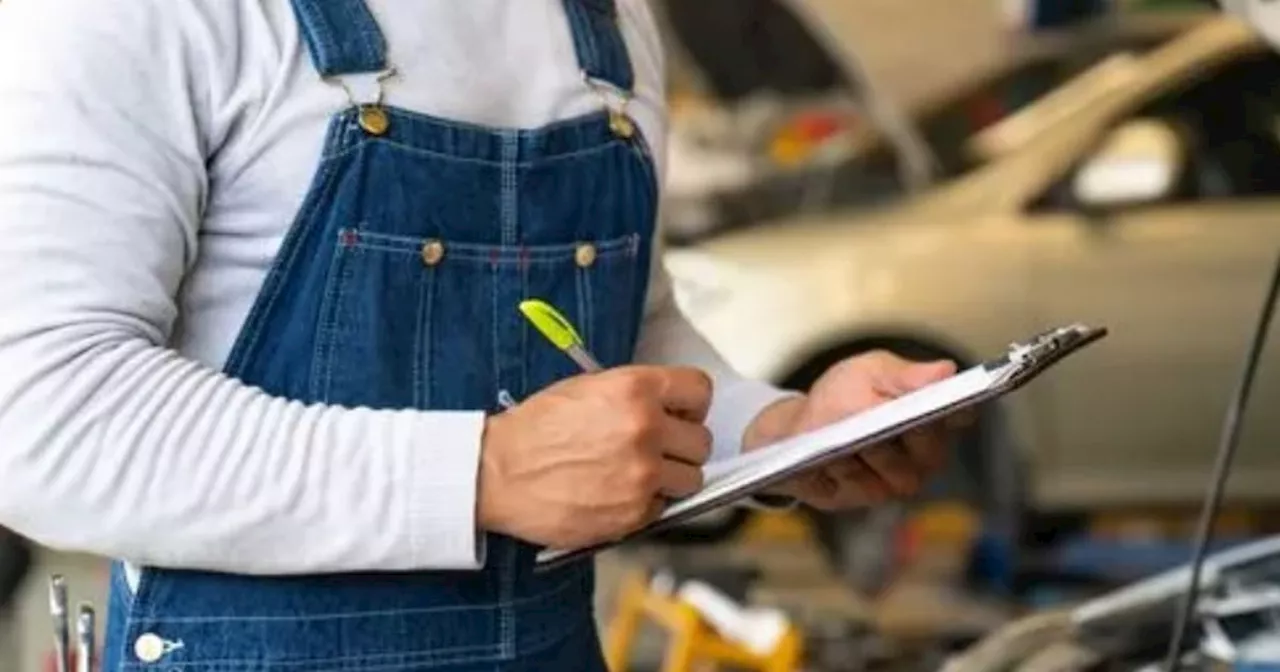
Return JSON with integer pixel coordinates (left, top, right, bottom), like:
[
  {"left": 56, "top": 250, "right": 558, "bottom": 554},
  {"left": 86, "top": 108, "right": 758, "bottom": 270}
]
[
  {"left": 745, "top": 351, "right": 972, "bottom": 511},
  {"left": 477, "top": 366, "right": 713, "bottom": 549}
]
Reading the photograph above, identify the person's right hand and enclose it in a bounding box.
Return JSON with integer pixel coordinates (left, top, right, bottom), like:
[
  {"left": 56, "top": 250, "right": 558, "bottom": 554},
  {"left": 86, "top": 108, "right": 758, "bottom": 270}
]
[{"left": 477, "top": 365, "right": 713, "bottom": 550}]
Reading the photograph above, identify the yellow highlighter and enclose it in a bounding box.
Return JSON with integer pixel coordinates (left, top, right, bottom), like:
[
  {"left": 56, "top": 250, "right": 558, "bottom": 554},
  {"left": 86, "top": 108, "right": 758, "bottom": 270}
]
[{"left": 518, "top": 299, "right": 603, "bottom": 373}]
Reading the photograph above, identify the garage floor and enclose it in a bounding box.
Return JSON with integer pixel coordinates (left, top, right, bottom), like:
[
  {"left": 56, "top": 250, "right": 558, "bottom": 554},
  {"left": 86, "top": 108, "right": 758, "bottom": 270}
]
[{"left": 3, "top": 513, "right": 1008, "bottom": 671}]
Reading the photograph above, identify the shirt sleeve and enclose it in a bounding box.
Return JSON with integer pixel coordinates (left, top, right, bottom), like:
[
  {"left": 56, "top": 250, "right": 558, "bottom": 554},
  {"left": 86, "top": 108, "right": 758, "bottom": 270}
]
[
  {"left": 0, "top": 0, "right": 484, "bottom": 575},
  {"left": 634, "top": 249, "right": 800, "bottom": 463}
]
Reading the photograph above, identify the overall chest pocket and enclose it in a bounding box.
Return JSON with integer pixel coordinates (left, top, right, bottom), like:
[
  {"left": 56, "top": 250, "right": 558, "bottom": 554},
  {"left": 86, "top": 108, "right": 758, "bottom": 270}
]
[{"left": 312, "top": 228, "right": 643, "bottom": 411}]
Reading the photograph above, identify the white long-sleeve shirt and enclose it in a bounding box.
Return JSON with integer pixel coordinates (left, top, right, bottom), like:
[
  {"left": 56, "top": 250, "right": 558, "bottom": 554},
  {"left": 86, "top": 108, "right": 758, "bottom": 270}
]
[{"left": 0, "top": 0, "right": 789, "bottom": 575}]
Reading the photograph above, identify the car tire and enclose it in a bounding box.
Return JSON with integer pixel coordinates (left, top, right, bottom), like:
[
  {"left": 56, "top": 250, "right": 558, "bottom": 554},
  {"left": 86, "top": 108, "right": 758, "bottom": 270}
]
[{"left": 783, "top": 338, "right": 1028, "bottom": 596}]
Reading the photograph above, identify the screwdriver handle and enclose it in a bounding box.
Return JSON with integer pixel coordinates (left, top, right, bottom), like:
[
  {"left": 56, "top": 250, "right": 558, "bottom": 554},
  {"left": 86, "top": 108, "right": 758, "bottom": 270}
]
[
  {"left": 75, "top": 604, "right": 95, "bottom": 672},
  {"left": 48, "top": 576, "right": 69, "bottom": 672}
]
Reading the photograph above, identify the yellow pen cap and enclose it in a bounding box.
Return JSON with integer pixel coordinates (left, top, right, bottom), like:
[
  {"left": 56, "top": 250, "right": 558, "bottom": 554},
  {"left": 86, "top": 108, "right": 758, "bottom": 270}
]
[{"left": 518, "top": 299, "right": 584, "bottom": 352}]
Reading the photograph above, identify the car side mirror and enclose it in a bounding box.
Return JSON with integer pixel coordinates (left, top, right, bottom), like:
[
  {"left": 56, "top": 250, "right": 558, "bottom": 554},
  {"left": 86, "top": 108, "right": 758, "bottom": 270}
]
[{"left": 1071, "top": 119, "right": 1184, "bottom": 210}]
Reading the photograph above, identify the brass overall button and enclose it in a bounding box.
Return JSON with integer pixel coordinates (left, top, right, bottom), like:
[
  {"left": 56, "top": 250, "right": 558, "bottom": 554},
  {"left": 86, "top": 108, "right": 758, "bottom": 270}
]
[
  {"left": 358, "top": 105, "right": 390, "bottom": 136},
  {"left": 608, "top": 110, "right": 635, "bottom": 139},
  {"left": 575, "top": 243, "right": 597, "bottom": 268},
  {"left": 421, "top": 239, "right": 445, "bottom": 266}
]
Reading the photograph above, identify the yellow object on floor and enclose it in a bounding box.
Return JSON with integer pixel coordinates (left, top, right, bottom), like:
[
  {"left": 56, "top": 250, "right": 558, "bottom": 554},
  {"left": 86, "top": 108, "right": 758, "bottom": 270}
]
[
  {"left": 738, "top": 510, "right": 815, "bottom": 545},
  {"left": 604, "top": 570, "right": 805, "bottom": 672}
]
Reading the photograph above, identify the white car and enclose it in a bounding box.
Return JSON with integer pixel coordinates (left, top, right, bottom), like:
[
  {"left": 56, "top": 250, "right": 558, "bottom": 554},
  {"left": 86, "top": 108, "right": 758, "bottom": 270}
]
[{"left": 666, "top": 15, "right": 1280, "bottom": 544}]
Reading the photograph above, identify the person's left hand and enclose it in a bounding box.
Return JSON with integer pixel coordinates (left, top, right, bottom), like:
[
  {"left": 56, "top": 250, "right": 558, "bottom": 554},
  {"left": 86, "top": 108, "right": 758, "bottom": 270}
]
[{"left": 744, "top": 350, "right": 973, "bottom": 511}]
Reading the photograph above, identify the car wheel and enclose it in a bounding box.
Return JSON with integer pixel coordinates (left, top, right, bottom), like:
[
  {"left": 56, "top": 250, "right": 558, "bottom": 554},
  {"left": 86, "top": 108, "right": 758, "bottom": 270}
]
[{"left": 782, "top": 337, "right": 1028, "bottom": 595}]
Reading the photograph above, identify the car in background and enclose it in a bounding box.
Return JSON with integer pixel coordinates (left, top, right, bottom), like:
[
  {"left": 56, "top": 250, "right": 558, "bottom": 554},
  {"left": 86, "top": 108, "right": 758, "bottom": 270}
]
[
  {"left": 664, "top": 15, "right": 1280, "bottom": 590},
  {"left": 652, "top": 0, "right": 1210, "bottom": 246}
]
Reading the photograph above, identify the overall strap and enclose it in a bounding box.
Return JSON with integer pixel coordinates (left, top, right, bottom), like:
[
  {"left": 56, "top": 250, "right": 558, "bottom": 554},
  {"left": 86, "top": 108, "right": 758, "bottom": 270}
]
[
  {"left": 562, "top": 0, "right": 636, "bottom": 92},
  {"left": 289, "top": 0, "right": 389, "bottom": 78}
]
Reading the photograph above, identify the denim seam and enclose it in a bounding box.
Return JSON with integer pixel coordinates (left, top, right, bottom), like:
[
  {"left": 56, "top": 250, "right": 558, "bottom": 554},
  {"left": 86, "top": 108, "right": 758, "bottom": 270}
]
[
  {"left": 585, "top": 5, "right": 604, "bottom": 77},
  {"left": 490, "top": 255, "right": 500, "bottom": 419},
  {"left": 127, "top": 573, "right": 585, "bottom": 624},
  {"left": 135, "top": 641, "right": 502, "bottom": 665},
  {"left": 119, "top": 567, "right": 158, "bottom": 668},
  {"left": 520, "top": 257, "right": 530, "bottom": 398},
  {"left": 294, "top": 1, "right": 342, "bottom": 77},
  {"left": 349, "top": 242, "right": 637, "bottom": 265},
  {"left": 318, "top": 122, "right": 366, "bottom": 162},
  {"left": 109, "top": 565, "right": 136, "bottom": 670},
  {"left": 319, "top": 113, "right": 349, "bottom": 158},
  {"left": 499, "top": 540, "right": 518, "bottom": 657},
  {"left": 612, "top": 4, "right": 637, "bottom": 90},
  {"left": 583, "top": 263, "right": 596, "bottom": 353},
  {"left": 413, "top": 265, "right": 434, "bottom": 409},
  {"left": 567, "top": 1, "right": 602, "bottom": 80},
  {"left": 347, "top": 231, "right": 637, "bottom": 256},
  {"left": 222, "top": 163, "right": 339, "bottom": 375},
  {"left": 635, "top": 135, "right": 660, "bottom": 201},
  {"left": 118, "top": 643, "right": 508, "bottom": 671},
  {"left": 291, "top": 1, "right": 334, "bottom": 76},
  {"left": 500, "top": 131, "right": 518, "bottom": 246},
  {"left": 310, "top": 233, "right": 352, "bottom": 400},
  {"left": 350, "top": 103, "right": 612, "bottom": 136},
  {"left": 575, "top": 261, "right": 587, "bottom": 356},
  {"left": 359, "top": 136, "right": 625, "bottom": 168},
  {"left": 291, "top": 0, "right": 386, "bottom": 77},
  {"left": 341, "top": 0, "right": 384, "bottom": 73},
  {"left": 625, "top": 234, "right": 640, "bottom": 351},
  {"left": 352, "top": 237, "right": 635, "bottom": 255}
]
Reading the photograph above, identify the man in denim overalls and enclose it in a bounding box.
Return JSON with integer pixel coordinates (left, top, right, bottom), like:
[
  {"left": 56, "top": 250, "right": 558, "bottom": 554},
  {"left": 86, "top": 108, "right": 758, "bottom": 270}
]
[{"left": 0, "top": 1, "right": 963, "bottom": 669}]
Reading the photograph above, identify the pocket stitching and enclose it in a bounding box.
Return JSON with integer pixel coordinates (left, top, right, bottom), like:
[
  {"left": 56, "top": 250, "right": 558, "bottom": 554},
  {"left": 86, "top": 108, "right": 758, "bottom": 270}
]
[
  {"left": 344, "top": 230, "right": 639, "bottom": 265},
  {"left": 414, "top": 265, "right": 436, "bottom": 409},
  {"left": 311, "top": 236, "right": 360, "bottom": 402},
  {"left": 119, "top": 642, "right": 507, "bottom": 671}
]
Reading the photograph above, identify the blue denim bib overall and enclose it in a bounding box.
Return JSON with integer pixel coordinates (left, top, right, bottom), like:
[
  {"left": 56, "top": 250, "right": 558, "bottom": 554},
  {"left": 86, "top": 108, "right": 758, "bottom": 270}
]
[{"left": 101, "top": 1, "right": 657, "bottom": 669}]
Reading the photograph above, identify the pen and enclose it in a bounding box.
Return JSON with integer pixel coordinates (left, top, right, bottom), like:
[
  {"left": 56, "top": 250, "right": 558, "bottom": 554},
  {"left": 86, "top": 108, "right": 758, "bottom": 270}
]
[
  {"left": 75, "top": 603, "right": 95, "bottom": 672},
  {"left": 518, "top": 300, "right": 602, "bottom": 372},
  {"left": 49, "top": 575, "right": 69, "bottom": 672}
]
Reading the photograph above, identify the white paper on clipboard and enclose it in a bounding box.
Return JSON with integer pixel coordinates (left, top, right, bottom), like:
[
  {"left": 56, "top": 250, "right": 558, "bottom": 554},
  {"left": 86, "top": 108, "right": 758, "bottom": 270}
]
[{"left": 535, "top": 323, "right": 1107, "bottom": 569}]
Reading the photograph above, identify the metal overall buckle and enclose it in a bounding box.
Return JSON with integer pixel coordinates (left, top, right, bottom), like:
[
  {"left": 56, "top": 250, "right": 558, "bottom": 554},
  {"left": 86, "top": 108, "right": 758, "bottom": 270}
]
[
  {"left": 329, "top": 67, "right": 400, "bottom": 136},
  {"left": 583, "top": 70, "right": 636, "bottom": 140}
]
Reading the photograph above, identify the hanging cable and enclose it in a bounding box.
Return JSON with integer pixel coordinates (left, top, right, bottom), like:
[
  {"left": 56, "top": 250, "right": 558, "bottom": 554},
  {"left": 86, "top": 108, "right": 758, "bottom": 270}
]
[{"left": 1162, "top": 249, "right": 1280, "bottom": 672}]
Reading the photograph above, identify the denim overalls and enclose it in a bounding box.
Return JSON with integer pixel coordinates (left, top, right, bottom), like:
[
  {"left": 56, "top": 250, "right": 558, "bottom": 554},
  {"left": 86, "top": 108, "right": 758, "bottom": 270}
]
[{"left": 102, "top": 0, "right": 657, "bottom": 669}]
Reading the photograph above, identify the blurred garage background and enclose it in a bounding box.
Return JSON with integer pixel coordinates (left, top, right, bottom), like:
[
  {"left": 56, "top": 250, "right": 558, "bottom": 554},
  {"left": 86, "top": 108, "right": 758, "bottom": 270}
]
[{"left": 5, "top": 0, "right": 1280, "bottom": 670}]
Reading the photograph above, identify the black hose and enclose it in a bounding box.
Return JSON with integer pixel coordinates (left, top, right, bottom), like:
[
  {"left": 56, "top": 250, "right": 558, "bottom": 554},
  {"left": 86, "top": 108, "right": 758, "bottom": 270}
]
[{"left": 1162, "top": 249, "right": 1280, "bottom": 671}]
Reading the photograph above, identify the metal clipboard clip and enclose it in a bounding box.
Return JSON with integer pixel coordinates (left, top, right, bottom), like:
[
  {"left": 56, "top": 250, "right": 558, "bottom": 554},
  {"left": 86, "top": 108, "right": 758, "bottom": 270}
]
[{"left": 998, "top": 323, "right": 1109, "bottom": 389}]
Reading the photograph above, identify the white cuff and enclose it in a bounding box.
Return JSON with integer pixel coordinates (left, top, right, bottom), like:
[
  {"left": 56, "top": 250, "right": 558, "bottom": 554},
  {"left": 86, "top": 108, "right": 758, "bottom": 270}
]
[
  {"left": 706, "top": 376, "right": 802, "bottom": 463},
  {"left": 397, "top": 409, "right": 488, "bottom": 570}
]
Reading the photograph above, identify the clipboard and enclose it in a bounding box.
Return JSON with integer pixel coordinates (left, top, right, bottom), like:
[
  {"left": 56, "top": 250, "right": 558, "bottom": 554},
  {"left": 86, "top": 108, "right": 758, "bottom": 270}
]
[{"left": 535, "top": 322, "right": 1107, "bottom": 570}]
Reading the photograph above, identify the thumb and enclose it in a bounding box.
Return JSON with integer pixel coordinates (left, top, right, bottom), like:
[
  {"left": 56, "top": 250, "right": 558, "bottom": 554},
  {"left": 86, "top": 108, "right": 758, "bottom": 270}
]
[
  {"left": 869, "top": 355, "right": 958, "bottom": 396},
  {"left": 901, "top": 359, "right": 957, "bottom": 389}
]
